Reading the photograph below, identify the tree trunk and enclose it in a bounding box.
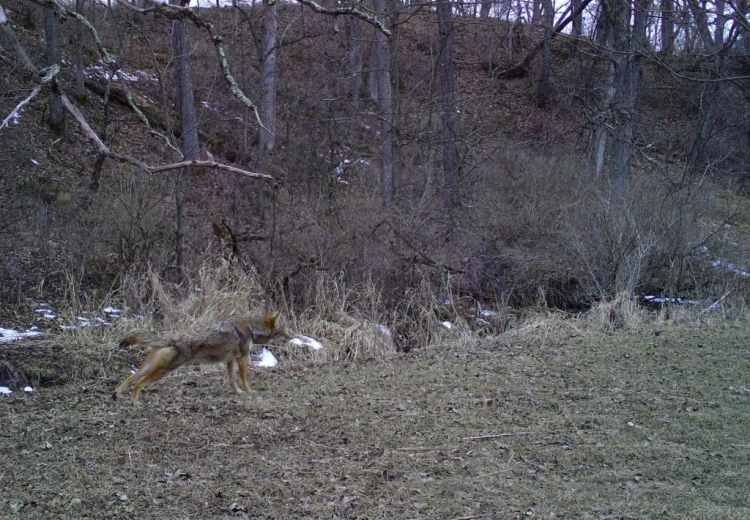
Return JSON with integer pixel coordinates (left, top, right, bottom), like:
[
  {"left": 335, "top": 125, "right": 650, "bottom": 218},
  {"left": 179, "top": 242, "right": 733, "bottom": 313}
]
[
  {"left": 258, "top": 0, "right": 277, "bottom": 161},
  {"left": 480, "top": 0, "right": 492, "bottom": 18},
  {"left": 601, "top": 0, "right": 648, "bottom": 199},
  {"left": 532, "top": 0, "right": 542, "bottom": 24},
  {"left": 74, "top": 0, "right": 87, "bottom": 102},
  {"left": 536, "top": 0, "right": 553, "bottom": 108},
  {"left": 714, "top": 0, "right": 726, "bottom": 49},
  {"left": 687, "top": 0, "right": 716, "bottom": 51},
  {"left": 437, "top": 0, "right": 459, "bottom": 208},
  {"left": 44, "top": 8, "right": 65, "bottom": 136},
  {"left": 170, "top": 0, "right": 200, "bottom": 284},
  {"left": 372, "top": 0, "right": 395, "bottom": 205},
  {"left": 347, "top": 16, "right": 364, "bottom": 107},
  {"left": 571, "top": 0, "right": 583, "bottom": 36},
  {"left": 660, "top": 0, "right": 675, "bottom": 53}
]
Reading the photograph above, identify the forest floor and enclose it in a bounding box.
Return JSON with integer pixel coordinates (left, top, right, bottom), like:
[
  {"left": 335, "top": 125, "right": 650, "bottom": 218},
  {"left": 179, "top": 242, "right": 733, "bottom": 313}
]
[{"left": 2, "top": 320, "right": 749, "bottom": 519}]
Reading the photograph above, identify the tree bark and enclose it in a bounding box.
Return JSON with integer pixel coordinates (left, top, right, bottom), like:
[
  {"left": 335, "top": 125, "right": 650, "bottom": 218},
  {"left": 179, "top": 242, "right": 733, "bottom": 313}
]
[
  {"left": 480, "top": 0, "right": 492, "bottom": 18},
  {"left": 44, "top": 8, "right": 65, "bottom": 135},
  {"left": 372, "top": 0, "right": 395, "bottom": 205},
  {"left": 571, "top": 0, "right": 583, "bottom": 36},
  {"left": 258, "top": 0, "right": 277, "bottom": 162},
  {"left": 170, "top": 0, "right": 200, "bottom": 284},
  {"left": 74, "top": 0, "right": 87, "bottom": 102},
  {"left": 347, "top": 16, "right": 364, "bottom": 107},
  {"left": 536, "top": 0, "right": 553, "bottom": 108},
  {"left": 660, "top": 0, "right": 675, "bottom": 53},
  {"left": 599, "top": 0, "right": 648, "bottom": 199},
  {"left": 437, "top": 0, "right": 459, "bottom": 208}
]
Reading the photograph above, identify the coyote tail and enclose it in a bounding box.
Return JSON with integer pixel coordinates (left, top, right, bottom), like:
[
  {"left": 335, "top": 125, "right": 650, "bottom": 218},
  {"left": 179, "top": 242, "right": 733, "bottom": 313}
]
[{"left": 118, "top": 331, "right": 167, "bottom": 350}]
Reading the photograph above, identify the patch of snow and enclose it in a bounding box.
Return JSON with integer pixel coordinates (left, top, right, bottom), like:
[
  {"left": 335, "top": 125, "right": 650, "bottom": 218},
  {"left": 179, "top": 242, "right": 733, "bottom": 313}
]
[
  {"left": 0, "top": 327, "right": 42, "bottom": 343},
  {"left": 31, "top": 158, "right": 39, "bottom": 165},
  {"left": 254, "top": 348, "right": 278, "bottom": 367},
  {"left": 290, "top": 335, "right": 324, "bottom": 350},
  {"left": 441, "top": 321, "right": 452, "bottom": 330},
  {"left": 0, "top": 387, "right": 12, "bottom": 395},
  {"left": 377, "top": 324, "right": 392, "bottom": 337},
  {"left": 104, "top": 307, "right": 122, "bottom": 315},
  {"left": 77, "top": 317, "right": 91, "bottom": 327},
  {"left": 480, "top": 309, "right": 496, "bottom": 317},
  {"left": 643, "top": 295, "right": 698, "bottom": 305},
  {"left": 12, "top": 107, "right": 23, "bottom": 125},
  {"left": 23, "top": 386, "right": 33, "bottom": 393}
]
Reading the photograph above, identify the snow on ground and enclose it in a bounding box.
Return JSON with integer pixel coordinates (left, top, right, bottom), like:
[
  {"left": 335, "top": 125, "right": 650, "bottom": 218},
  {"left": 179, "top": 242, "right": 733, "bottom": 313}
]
[
  {"left": 0, "top": 326, "right": 42, "bottom": 344},
  {"left": 289, "top": 335, "right": 324, "bottom": 351},
  {"left": 254, "top": 348, "right": 278, "bottom": 367}
]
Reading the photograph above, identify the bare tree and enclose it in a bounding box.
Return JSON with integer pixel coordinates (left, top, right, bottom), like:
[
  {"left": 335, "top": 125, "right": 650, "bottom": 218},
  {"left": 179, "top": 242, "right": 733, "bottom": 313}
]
[
  {"left": 346, "top": 16, "right": 364, "bottom": 107},
  {"left": 536, "top": 0, "right": 553, "bottom": 107},
  {"left": 74, "top": 0, "right": 87, "bottom": 101},
  {"left": 598, "top": 0, "right": 649, "bottom": 198},
  {"left": 480, "top": 0, "right": 493, "bottom": 18},
  {"left": 371, "top": 0, "right": 396, "bottom": 204},
  {"left": 660, "top": 0, "right": 675, "bottom": 53},
  {"left": 257, "top": 0, "right": 278, "bottom": 165},
  {"left": 44, "top": 7, "right": 65, "bottom": 135},
  {"left": 437, "top": 0, "right": 459, "bottom": 208},
  {"left": 170, "top": 0, "right": 200, "bottom": 283}
]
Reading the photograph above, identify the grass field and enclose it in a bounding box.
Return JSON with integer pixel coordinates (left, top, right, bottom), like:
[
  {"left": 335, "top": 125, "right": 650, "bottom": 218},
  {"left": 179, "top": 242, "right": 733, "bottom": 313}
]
[{"left": 2, "top": 319, "right": 749, "bottom": 519}]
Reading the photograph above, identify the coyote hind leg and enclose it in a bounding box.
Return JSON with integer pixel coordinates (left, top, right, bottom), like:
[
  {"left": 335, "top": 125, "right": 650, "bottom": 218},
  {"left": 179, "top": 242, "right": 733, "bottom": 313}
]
[{"left": 130, "top": 365, "right": 171, "bottom": 406}]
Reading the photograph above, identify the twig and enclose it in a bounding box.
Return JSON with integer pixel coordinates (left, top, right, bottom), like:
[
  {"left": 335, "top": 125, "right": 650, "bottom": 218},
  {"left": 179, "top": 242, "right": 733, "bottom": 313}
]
[
  {"left": 700, "top": 289, "right": 733, "bottom": 315},
  {"left": 462, "top": 432, "right": 532, "bottom": 441},
  {"left": 396, "top": 446, "right": 449, "bottom": 452},
  {"left": 293, "top": 0, "right": 391, "bottom": 37}
]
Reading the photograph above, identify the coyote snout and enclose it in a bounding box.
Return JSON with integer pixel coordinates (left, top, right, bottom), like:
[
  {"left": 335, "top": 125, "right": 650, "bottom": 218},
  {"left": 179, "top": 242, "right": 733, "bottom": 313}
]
[{"left": 114, "top": 313, "right": 291, "bottom": 405}]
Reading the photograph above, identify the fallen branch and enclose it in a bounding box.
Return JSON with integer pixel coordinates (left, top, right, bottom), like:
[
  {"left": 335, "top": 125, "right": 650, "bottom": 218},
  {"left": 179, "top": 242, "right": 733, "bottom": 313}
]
[
  {"left": 149, "top": 160, "right": 272, "bottom": 181},
  {"left": 0, "top": 3, "right": 38, "bottom": 74},
  {"left": 0, "top": 66, "right": 59, "bottom": 131},
  {"left": 462, "top": 432, "right": 532, "bottom": 441},
  {"left": 60, "top": 90, "right": 273, "bottom": 182},
  {"left": 396, "top": 446, "right": 449, "bottom": 452},
  {"left": 387, "top": 222, "right": 464, "bottom": 275}
]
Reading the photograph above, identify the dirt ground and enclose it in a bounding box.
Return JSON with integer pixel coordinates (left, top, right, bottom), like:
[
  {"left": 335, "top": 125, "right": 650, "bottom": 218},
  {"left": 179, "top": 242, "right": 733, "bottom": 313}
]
[{"left": 2, "top": 321, "right": 749, "bottom": 519}]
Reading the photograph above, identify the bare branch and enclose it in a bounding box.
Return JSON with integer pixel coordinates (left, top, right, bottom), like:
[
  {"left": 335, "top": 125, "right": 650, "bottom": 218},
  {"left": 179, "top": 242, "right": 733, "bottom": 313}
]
[
  {"left": 496, "top": 0, "right": 594, "bottom": 78},
  {"left": 0, "top": 66, "right": 59, "bottom": 131},
  {"left": 293, "top": 0, "right": 391, "bottom": 37},
  {"left": 147, "top": 160, "right": 273, "bottom": 181},
  {"left": 116, "top": 0, "right": 259, "bottom": 113},
  {"left": 2, "top": 0, "right": 273, "bottom": 185},
  {"left": 0, "top": 3, "right": 38, "bottom": 73},
  {"left": 60, "top": 90, "right": 273, "bottom": 182}
]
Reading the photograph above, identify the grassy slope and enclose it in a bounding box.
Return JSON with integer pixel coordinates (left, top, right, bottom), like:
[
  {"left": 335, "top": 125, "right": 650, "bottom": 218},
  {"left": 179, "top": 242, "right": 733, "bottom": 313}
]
[{"left": 1, "top": 321, "right": 749, "bottom": 519}]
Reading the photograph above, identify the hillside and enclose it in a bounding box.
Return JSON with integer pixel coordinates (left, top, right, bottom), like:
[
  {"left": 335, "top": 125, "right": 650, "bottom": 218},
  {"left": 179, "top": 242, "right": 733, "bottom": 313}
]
[{"left": 4, "top": 1, "right": 749, "bottom": 318}]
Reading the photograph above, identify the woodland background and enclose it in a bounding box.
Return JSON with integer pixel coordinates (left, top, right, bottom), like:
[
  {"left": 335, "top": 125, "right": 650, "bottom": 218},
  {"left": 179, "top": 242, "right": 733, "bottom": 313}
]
[{"left": 2, "top": 0, "right": 750, "bottom": 341}]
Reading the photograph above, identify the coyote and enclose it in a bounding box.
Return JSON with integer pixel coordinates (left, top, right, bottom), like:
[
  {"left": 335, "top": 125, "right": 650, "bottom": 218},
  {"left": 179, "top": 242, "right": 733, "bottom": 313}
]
[{"left": 114, "top": 313, "right": 291, "bottom": 405}]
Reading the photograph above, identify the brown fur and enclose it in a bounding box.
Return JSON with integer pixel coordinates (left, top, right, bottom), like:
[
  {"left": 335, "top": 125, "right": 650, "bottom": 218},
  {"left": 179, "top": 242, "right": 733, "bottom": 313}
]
[{"left": 114, "top": 314, "right": 291, "bottom": 405}]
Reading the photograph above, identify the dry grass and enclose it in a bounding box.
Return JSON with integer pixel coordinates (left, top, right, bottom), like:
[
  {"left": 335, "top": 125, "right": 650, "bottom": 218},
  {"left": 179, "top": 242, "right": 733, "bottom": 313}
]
[{"left": 1, "top": 311, "right": 748, "bottom": 519}]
